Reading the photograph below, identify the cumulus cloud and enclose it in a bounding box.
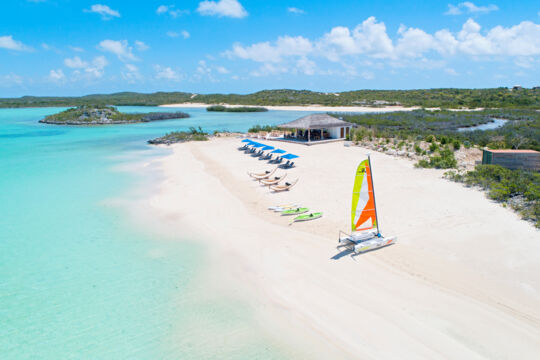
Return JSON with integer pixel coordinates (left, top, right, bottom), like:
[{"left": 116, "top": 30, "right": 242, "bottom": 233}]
[
  {"left": 167, "top": 31, "right": 179, "bottom": 38},
  {"left": 156, "top": 5, "right": 188, "bottom": 17},
  {"left": 225, "top": 35, "right": 313, "bottom": 62},
  {"left": 84, "top": 4, "right": 120, "bottom": 20},
  {"left": 97, "top": 40, "right": 138, "bottom": 61},
  {"left": 181, "top": 30, "right": 190, "bottom": 39},
  {"left": 197, "top": 0, "right": 248, "bottom": 18},
  {"left": 445, "top": 2, "right": 498, "bottom": 15},
  {"left": 135, "top": 40, "right": 149, "bottom": 51},
  {"left": 122, "top": 64, "right": 142, "bottom": 83},
  {"left": 48, "top": 69, "right": 65, "bottom": 82},
  {"left": 64, "top": 56, "right": 108, "bottom": 78},
  {"left": 288, "top": 7, "right": 304, "bottom": 14},
  {"left": 227, "top": 17, "right": 540, "bottom": 63},
  {"left": 223, "top": 17, "right": 540, "bottom": 77},
  {"left": 64, "top": 56, "right": 88, "bottom": 68},
  {"left": 154, "top": 65, "right": 181, "bottom": 81},
  {"left": 0, "top": 35, "right": 31, "bottom": 51}
]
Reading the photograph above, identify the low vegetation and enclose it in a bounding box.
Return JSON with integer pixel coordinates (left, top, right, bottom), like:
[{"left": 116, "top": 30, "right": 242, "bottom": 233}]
[
  {"left": 206, "top": 105, "right": 268, "bottom": 112},
  {"left": 445, "top": 165, "right": 540, "bottom": 227},
  {"left": 340, "top": 109, "right": 540, "bottom": 151},
  {"left": 247, "top": 124, "right": 279, "bottom": 133},
  {"left": 2, "top": 88, "right": 539, "bottom": 109},
  {"left": 148, "top": 127, "right": 208, "bottom": 145}
]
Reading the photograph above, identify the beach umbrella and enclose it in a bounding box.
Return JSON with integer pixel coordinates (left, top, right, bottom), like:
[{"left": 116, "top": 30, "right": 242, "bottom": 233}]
[
  {"left": 251, "top": 143, "right": 265, "bottom": 148},
  {"left": 282, "top": 153, "right": 299, "bottom": 159},
  {"left": 271, "top": 149, "right": 286, "bottom": 154},
  {"left": 241, "top": 139, "right": 253, "bottom": 143},
  {"left": 261, "top": 145, "right": 274, "bottom": 151}
]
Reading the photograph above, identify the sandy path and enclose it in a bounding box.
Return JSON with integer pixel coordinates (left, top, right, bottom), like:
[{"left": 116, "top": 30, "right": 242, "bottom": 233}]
[{"left": 143, "top": 137, "right": 540, "bottom": 359}]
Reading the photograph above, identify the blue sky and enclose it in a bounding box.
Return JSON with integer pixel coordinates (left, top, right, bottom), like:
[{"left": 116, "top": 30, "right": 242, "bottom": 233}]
[{"left": 0, "top": 0, "right": 539, "bottom": 96}]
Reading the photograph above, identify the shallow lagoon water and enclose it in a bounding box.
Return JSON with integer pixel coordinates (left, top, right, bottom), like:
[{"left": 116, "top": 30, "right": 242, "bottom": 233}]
[{"left": 0, "top": 106, "right": 311, "bottom": 359}]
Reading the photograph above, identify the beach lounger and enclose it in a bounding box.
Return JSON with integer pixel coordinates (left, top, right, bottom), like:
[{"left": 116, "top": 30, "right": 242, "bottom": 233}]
[
  {"left": 238, "top": 144, "right": 249, "bottom": 150},
  {"left": 251, "top": 150, "right": 263, "bottom": 157},
  {"left": 270, "top": 179, "right": 298, "bottom": 192},
  {"left": 259, "top": 173, "right": 287, "bottom": 185},
  {"left": 259, "top": 153, "right": 272, "bottom": 161},
  {"left": 280, "top": 161, "right": 295, "bottom": 169},
  {"left": 248, "top": 167, "right": 277, "bottom": 180}
]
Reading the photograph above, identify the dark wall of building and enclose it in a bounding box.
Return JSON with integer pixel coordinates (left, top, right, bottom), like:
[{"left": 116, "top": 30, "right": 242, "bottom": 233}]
[{"left": 482, "top": 150, "right": 540, "bottom": 171}]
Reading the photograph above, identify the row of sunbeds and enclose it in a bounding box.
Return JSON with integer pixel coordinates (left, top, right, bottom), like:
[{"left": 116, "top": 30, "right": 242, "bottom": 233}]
[{"left": 238, "top": 144, "right": 295, "bottom": 169}]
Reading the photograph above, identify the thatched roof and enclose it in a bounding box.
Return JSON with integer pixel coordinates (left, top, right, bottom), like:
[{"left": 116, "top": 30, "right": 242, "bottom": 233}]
[{"left": 279, "top": 113, "right": 353, "bottom": 129}]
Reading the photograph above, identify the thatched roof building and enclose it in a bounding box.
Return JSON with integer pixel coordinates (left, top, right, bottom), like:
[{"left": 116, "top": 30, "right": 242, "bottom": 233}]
[
  {"left": 279, "top": 113, "right": 353, "bottom": 129},
  {"left": 278, "top": 113, "right": 353, "bottom": 142}
]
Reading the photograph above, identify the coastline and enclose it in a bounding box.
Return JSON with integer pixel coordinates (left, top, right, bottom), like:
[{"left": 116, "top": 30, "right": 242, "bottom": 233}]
[
  {"left": 136, "top": 137, "right": 540, "bottom": 359},
  {"left": 159, "top": 102, "right": 420, "bottom": 113}
]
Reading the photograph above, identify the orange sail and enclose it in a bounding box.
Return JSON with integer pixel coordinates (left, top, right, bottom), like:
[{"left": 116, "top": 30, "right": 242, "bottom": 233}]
[{"left": 351, "top": 158, "right": 378, "bottom": 232}]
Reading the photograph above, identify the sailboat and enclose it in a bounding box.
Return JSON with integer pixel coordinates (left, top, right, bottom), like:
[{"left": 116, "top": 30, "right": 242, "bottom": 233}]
[{"left": 338, "top": 155, "right": 396, "bottom": 254}]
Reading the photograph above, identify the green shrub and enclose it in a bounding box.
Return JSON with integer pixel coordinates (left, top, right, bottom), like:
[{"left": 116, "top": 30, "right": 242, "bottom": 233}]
[
  {"left": 429, "top": 142, "right": 439, "bottom": 152},
  {"left": 414, "top": 144, "right": 423, "bottom": 154},
  {"left": 425, "top": 135, "right": 435, "bottom": 143}
]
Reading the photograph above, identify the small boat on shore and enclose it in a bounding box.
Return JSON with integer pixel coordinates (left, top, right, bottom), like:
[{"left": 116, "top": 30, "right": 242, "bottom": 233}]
[
  {"left": 281, "top": 207, "right": 309, "bottom": 216},
  {"left": 291, "top": 212, "right": 322, "bottom": 223},
  {"left": 338, "top": 155, "right": 396, "bottom": 254}
]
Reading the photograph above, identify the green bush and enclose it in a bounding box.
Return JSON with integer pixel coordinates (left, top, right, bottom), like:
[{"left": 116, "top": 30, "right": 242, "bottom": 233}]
[
  {"left": 429, "top": 142, "right": 439, "bottom": 152},
  {"left": 425, "top": 135, "right": 435, "bottom": 143},
  {"left": 414, "top": 144, "right": 423, "bottom": 154},
  {"left": 247, "top": 124, "right": 277, "bottom": 133},
  {"left": 452, "top": 139, "right": 461, "bottom": 150}
]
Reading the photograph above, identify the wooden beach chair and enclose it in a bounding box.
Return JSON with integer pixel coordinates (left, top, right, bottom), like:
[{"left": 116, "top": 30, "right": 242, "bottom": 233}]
[
  {"left": 259, "top": 173, "right": 287, "bottom": 185},
  {"left": 270, "top": 179, "right": 298, "bottom": 192},
  {"left": 248, "top": 167, "right": 277, "bottom": 180}
]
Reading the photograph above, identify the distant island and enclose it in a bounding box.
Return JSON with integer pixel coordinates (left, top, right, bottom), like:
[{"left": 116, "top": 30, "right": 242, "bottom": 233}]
[
  {"left": 2, "top": 88, "right": 539, "bottom": 109},
  {"left": 206, "top": 105, "right": 268, "bottom": 112},
  {"left": 39, "top": 105, "right": 189, "bottom": 125}
]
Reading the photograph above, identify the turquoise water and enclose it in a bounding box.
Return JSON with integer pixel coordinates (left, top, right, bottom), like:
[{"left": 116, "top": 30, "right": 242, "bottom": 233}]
[{"left": 0, "top": 107, "right": 309, "bottom": 359}]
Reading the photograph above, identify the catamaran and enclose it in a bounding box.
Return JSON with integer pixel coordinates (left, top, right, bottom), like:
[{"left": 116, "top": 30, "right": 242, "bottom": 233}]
[{"left": 338, "top": 155, "right": 396, "bottom": 254}]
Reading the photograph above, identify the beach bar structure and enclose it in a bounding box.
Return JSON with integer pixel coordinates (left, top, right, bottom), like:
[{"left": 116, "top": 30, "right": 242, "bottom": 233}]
[
  {"left": 482, "top": 149, "right": 540, "bottom": 171},
  {"left": 277, "top": 114, "right": 353, "bottom": 145}
]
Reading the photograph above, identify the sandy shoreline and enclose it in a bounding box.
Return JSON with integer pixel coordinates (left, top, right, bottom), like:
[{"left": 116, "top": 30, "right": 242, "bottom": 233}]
[
  {"left": 140, "top": 137, "right": 540, "bottom": 359},
  {"left": 159, "top": 102, "right": 420, "bottom": 113}
]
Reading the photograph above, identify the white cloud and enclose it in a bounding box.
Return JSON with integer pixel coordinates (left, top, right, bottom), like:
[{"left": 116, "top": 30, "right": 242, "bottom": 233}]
[
  {"left": 122, "top": 64, "right": 142, "bottom": 83},
  {"left": 135, "top": 40, "right": 149, "bottom": 51},
  {"left": 226, "top": 35, "right": 313, "bottom": 62},
  {"left": 48, "top": 69, "right": 65, "bottom": 82},
  {"left": 167, "top": 31, "right": 179, "bottom": 38},
  {"left": 445, "top": 2, "right": 498, "bottom": 15},
  {"left": 64, "top": 56, "right": 88, "bottom": 68},
  {"left": 216, "top": 65, "right": 229, "bottom": 74},
  {"left": 154, "top": 65, "right": 181, "bottom": 81},
  {"left": 288, "top": 7, "right": 304, "bottom": 14},
  {"left": 84, "top": 4, "right": 120, "bottom": 20},
  {"left": 156, "top": 5, "right": 169, "bottom": 14},
  {"left": 445, "top": 68, "right": 459, "bottom": 76},
  {"left": 181, "top": 30, "right": 190, "bottom": 39},
  {"left": 223, "top": 17, "right": 540, "bottom": 77},
  {"left": 317, "top": 17, "right": 394, "bottom": 60},
  {"left": 64, "top": 56, "right": 108, "bottom": 78},
  {"left": 0, "top": 35, "right": 31, "bottom": 51},
  {"left": 0, "top": 73, "right": 23, "bottom": 86},
  {"left": 197, "top": 0, "right": 248, "bottom": 18},
  {"left": 69, "top": 46, "right": 84, "bottom": 52},
  {"left": 97, "top": 40, "right": 138, "bottom": 61},
  {"left": 156, "top": 5, "right": 189, "bottom": 17}
]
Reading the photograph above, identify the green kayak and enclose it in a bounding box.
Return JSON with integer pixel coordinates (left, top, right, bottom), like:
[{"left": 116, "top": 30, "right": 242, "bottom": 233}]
[
  {"left": 281, "top": 207, "right": 309, "bottom": 216},
  {"left": 292, "top": 212, "right": 323, "bottom": 222}
]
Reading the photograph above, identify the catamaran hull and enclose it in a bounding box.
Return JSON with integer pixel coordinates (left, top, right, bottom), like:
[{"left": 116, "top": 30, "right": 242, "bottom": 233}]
[
  {"left": 338, "top": 234, "right": 397, "bottom": 253},
  {"left": 354, "top": 236, "right": 397, "bottom": 253}
]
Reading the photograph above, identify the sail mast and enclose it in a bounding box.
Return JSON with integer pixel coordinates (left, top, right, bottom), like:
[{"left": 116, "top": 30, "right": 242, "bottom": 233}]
[{"left": 368, "top": 154, "right": 380, "bottom": 235}]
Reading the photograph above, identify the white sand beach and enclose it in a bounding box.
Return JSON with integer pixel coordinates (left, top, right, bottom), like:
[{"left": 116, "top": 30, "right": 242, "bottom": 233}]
[
  {"left": 140, "top": 137, "right": 540, "bottom": 359},
  {"left": 159, "top": 102, "right": 420, "bottom": 113}
]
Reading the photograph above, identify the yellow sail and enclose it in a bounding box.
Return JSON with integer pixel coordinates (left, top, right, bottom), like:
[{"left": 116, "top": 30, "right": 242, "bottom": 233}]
[{"left": 351, "top": 158, "right": 378, "bottom": 232}]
